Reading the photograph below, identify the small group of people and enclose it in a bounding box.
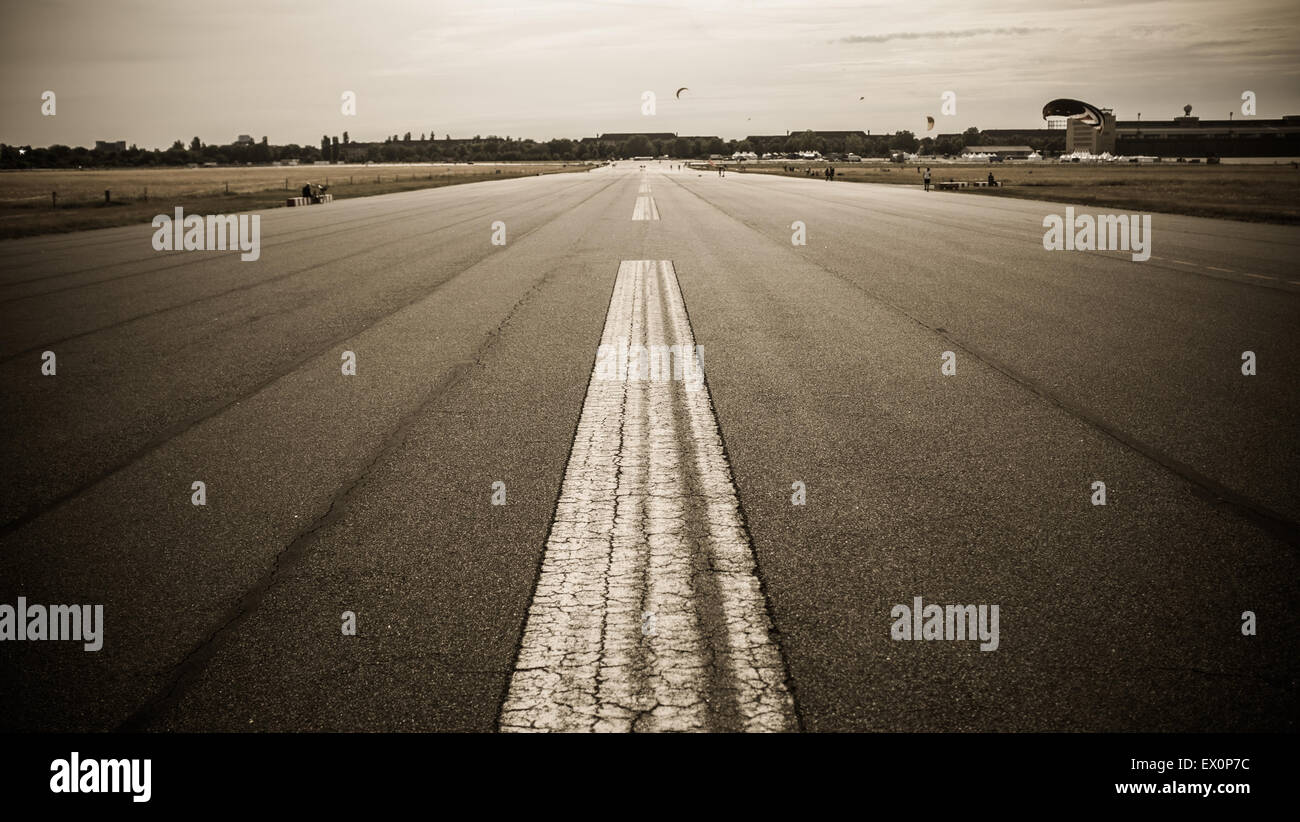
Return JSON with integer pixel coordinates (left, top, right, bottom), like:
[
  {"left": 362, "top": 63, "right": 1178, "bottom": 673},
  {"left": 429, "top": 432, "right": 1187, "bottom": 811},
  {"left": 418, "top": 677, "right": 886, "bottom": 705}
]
[
  {"left": 824, "top": 166, "right": 836, "bottom": 181},
  {"left": 300, "top": 182, "right": 328, "bottom": 201},
  {"left": 921, "top": 167, "right": 997, "bottom": 192}
]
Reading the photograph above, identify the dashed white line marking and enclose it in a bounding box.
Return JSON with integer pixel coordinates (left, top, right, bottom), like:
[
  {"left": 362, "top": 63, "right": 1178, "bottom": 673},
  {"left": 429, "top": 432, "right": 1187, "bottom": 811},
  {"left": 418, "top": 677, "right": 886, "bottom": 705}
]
[
  {"left": 500, "top": 260, "right": 794, "bottom": 733},
  {"left": 1243, "top": 273, "right": 1276, "bottom": 280},
  {"left": 1207, "top": 266, "right": 1235, "bottom": 273},
  {"left": 639, "top": 181, "right": 652, "bottom": 193},
  {"left": 632, "top": 195, "right": 659, "bottom": 220}
]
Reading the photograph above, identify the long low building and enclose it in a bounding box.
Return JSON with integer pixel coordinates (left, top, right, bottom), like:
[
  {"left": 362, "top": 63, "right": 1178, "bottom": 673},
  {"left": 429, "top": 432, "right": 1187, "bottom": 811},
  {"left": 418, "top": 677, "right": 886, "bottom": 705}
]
[
  {"left": 745, "top": 130, "right": 869, "bottom": 142},
  {"left": 962, "top": 144, "right": 1035, "bottom": 158},
  {"left": 1115, "top": 113, "right": 1300, "bottom": 157},
  {"left": 580, "top": 133, "right": 678, "bottom": 143}
]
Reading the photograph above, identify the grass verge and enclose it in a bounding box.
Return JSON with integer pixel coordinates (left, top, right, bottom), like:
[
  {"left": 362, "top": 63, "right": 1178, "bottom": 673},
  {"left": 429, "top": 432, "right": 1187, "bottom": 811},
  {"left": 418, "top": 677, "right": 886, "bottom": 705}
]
[
  {"left": 0, "top": 164, "right": 593, "bottom": 240},
  {"left": 739, "top": 162, "right": 1300, "bottom": 224}
]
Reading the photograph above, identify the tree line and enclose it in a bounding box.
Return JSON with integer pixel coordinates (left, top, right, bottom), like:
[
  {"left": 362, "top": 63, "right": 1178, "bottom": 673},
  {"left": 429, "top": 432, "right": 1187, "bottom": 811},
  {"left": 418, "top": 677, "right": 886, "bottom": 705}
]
[{"left": 1, "top": 127, "right": 1066, "bottom": 169}]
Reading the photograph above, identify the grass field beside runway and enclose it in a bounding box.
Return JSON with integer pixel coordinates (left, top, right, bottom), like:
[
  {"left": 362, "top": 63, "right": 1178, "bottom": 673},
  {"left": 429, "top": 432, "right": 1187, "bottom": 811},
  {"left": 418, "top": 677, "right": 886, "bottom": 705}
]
[
  {"left": 740, "top": 161, "right": 1300, "bottom": 224},
  {"left": 0, "top": 162, "right": 595, "bottom": 239}
]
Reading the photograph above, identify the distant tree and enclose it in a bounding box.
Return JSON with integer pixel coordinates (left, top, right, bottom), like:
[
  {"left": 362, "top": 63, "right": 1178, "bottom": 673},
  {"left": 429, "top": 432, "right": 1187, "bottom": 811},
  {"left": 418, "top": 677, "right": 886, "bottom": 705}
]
[
  {"left": 547, "top": 138, "right": 574, "bottom": 158},
  {"left": 784, "top": 130, "right": 811, "bottom": 152},
  {"left": 621, "top": 135, "right": 653, "bottom": 156},
  {"left": 321, "top": 135, "right": 330, "bottom": 161},
  {"left": 403, "top": 132, "right": 411, "bottom": 142},
  {"left": 962, "top": 126, "right": 982, "bottom": 147},
  {"left": 342, "top": 131, "right": 349, "bottom": 144},
  {"left": 844, "top": 134, "right": 866, "bottom": 155},
  {"left": 331, "top": 135, "right": 339, "bottom": 163},
  {"left": 189, "top": 136, "right": 202, "bottom": 152},
  {"left": 934, "top": 134, "right": 963, "bottom": 155},
  {"left": 889, "top": 130, "right": 918, "bottom": 152}
]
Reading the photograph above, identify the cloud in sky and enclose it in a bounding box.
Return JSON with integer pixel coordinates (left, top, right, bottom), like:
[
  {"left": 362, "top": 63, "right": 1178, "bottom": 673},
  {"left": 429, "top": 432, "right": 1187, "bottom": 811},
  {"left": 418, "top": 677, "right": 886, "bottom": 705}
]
[{"left": 840, "top": 27, "right": 1050, "bottom": 44}]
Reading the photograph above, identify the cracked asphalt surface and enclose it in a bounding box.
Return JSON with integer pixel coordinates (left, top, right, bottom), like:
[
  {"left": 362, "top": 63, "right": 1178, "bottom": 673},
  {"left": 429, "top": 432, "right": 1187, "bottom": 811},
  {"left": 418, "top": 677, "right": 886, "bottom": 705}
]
[
  {"left": 500, "top": 259, "right": 792, "bottom": 732},
  {"left": 0, "top": 163, "right": 1296, "bottom": 732}
]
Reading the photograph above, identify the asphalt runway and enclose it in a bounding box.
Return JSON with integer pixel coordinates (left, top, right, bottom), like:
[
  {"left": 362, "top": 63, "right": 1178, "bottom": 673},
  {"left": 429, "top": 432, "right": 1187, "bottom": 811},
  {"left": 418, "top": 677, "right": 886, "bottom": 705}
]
[{"left": 1, "top": 162, "right": 1296, "bottom": 732}]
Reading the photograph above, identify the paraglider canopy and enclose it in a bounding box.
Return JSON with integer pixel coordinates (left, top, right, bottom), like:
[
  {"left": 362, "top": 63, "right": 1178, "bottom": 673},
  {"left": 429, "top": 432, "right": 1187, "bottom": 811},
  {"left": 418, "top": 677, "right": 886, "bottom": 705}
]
[
  {"left": 675, "top": 87, "right": 689, "bottom": 99},
  {"left": 1042, "top": 98, "right": 1104, "bottom": 128},
  {"left": 925, "top": 115, "right": 935, "bottom": 131}
]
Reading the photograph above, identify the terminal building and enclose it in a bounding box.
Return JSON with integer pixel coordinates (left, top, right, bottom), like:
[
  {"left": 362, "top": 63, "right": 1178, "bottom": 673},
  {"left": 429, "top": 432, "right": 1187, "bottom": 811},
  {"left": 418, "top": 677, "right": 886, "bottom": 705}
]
[
  {"left": 956, "top": 105, "right": 1300, "bottom": 158},
  {"left": 1065, "top": 109, "right": 1117, "bottom": 154},
  {"left": 1055, "top": 104, "right": 1300, "bottom": 156},
  {"left": 1114, "top": 106, "right": 1300, "bottom": 157}
]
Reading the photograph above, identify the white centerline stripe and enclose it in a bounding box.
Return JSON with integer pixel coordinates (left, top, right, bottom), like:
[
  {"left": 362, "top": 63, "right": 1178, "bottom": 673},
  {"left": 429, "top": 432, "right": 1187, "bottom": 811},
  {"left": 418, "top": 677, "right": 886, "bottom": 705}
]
[
  {"left": 500, "top": 260, "right": 793, "bottom": 733},
  {"left": 632, "top": 195, "right": 660, "bottom": 220}
]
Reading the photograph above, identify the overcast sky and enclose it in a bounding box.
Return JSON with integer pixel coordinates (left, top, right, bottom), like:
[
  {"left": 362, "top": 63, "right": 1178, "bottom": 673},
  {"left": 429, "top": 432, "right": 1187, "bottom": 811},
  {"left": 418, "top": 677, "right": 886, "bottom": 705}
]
[{"left": 3, "top": 0, "right": 1298, "bottom": 147}]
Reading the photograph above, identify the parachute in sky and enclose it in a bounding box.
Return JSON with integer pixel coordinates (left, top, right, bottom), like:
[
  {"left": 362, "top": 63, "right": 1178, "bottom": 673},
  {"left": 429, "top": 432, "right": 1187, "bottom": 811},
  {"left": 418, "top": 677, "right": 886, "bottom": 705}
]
[
  {"left": 1042, "top": 98, "right": 1105, "bottom": 128},
  {"left": 925, "top": 115, "right": 935, "bottom": 131},
  {"left": 675, "top": 87, "right": 689, "bottom": 100}
]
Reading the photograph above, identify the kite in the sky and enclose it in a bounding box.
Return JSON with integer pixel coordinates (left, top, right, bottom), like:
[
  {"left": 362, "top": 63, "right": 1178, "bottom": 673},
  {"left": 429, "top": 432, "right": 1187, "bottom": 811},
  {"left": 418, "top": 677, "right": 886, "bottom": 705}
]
[
  {"left": 676, "top": 87, "right": 689, "bottom": 99},
  {"left": 1042, "top": 98, "right": 1105, "bottom": 128},
  {"left": 925, "top": 116, "right": 935, "bottom": 131}
]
